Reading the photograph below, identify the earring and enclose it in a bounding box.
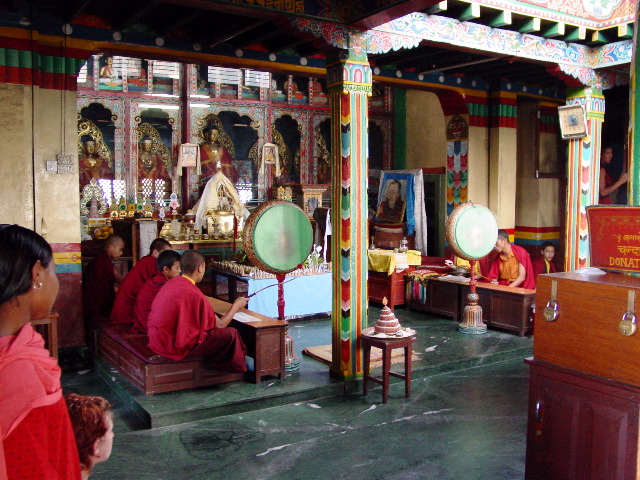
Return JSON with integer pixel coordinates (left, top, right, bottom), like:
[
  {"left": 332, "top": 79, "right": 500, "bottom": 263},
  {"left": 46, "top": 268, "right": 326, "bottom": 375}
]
[{"left": 33, "top": 281, "right": 43, "bottom": 290}]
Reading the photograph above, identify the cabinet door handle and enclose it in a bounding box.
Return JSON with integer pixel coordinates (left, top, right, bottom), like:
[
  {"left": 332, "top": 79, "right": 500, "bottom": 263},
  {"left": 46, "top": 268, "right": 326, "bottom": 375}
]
[{"left": 535, "top": 399, "right": 542, "bottom": 422}]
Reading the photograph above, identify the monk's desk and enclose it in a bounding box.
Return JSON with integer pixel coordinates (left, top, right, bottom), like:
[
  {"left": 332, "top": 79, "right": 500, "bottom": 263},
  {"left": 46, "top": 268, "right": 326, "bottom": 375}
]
[
  {"left": 406, "top": 277, "right": 535, "bottom": 336},
  {"left": 209, "top": 298, "right": 286, "bottom": 383}
]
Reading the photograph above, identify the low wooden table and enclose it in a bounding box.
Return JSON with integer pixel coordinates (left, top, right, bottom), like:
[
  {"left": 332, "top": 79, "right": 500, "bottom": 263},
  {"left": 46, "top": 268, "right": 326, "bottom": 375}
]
[
  {"left": 362, "top": 334, "right": 416, "bottom": 403},
  {"left": 406, "top": 277, "right": 535, "bottom": 336},
  {"left": 208, "top": 298, "right": 286, "bottom": 383}
]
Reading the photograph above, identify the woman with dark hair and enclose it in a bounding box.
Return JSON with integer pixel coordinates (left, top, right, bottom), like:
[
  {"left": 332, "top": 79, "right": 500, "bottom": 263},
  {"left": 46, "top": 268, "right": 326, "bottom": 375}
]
[
  {"left": 65, "top": 394, "right": 114, "bottom": 479},
  {"left": 0, "top": 224, "right": 81, "bottom": 479},
  {"left": 599, "top": 145, "right": 628, "bottom": 204}
]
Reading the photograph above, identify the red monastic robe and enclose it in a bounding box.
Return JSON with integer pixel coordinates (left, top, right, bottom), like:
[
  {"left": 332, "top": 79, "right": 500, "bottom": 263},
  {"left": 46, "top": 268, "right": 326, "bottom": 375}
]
[
  {"left": 131, "top": 273, "right": 167, "bottom": 335},
  {"left": 110, "top": 255, "right": 158, "bottom": 324},
  {"left": 0, "top": 323, "right": 81, "bottom": 480},
  {"left": 82, "top": 250, "right": 117, "bottom": 320},
  {"left": 147, "top": 276, "right": 246, "bottom": 372},
  {"left": 488, "top": 243, "right": 536, "bottom": 290},
  {"left": 532, "top": 256, "right": 558, "bottom": 284}
]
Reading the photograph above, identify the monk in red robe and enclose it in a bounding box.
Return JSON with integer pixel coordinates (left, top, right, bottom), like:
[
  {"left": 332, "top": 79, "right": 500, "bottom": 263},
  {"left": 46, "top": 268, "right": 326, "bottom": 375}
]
[
  {"left": 110, "top": 238, "right": 171, "bottom": 325},
  {"left": 532, "top": 241, "right": 559, "bottom": 285},
  {"left": 0, "top": 224, "right": 81, "bottom": 480},
  {"left": 131, "top": 250, "right": 182, "bottom": 334},
  {"left": 83, "top": 234, "right": 125, "bottom": 321},
  {"left": 147, "top": 250, "right": 248, "bottom": 372},
  {"left": 488, "top": 230, "right": 536, "bottom": 290}
]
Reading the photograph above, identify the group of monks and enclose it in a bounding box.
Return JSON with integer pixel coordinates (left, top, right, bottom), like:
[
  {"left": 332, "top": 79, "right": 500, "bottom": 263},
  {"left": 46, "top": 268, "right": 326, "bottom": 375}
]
[
  {"left": 82, "top": 236, "right": 248, "bottom": 372},
  {"left": 458, "top": 229, "right": 558, "bottom": 289}
]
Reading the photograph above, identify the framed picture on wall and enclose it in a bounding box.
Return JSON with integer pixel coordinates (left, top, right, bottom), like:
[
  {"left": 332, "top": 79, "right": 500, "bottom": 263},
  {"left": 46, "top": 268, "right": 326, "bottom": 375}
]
[{"left": 558, "top": 104, "right": 587, "bottom": 139}]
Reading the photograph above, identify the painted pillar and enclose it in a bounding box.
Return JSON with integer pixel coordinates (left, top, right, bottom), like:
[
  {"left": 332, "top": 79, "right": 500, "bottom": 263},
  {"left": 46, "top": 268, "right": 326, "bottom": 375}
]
[
  {"left": 630, "top": 4, "right": 640, "bottom": 204},
  {"left": 488, "top": 90, "right": 518, "bottom": 233},
  {"left": 326, "top": 45, "right": 372, "bottom": 379},
  {"left": 564, "top": 86, "right": 605, "bottom": 271}
]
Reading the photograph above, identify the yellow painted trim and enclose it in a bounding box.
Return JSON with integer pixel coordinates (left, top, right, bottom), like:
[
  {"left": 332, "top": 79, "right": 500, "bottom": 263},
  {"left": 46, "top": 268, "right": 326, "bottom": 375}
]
[
  {"left": 325, "top": 58, "right": 371, "bottom": 68},
  {"left": 53, "top": 252, "right": 82, "bottom": 264}
]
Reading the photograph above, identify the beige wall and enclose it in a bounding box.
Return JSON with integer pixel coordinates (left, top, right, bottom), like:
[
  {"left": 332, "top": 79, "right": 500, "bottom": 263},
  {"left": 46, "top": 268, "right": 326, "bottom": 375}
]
[
  {"left": 468, "top": 125, "right": 489, "bottom": 206},
  {"left": 0, "top": 84, "right": 35, "bottom": 228},
  {"left": 405, "top": 90, "right": 447, "bottom": 169},
  {"left": 489, "top": 127, "right": 518, "bottom": 229},
  {"left": 0, "top": 84, "right": 80, "bottom": 243}
]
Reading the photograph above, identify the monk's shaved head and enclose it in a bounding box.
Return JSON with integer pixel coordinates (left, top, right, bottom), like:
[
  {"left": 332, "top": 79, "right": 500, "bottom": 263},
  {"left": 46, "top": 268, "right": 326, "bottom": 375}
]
[
  {"left": 149, "top": 238, "right": 171, "bottom": 255},
  {"left": 180, "top": 250, "right": 205, "bottom": 276},
  {"left": 104, "top": 234, "right": 124, "bottom": 248}
]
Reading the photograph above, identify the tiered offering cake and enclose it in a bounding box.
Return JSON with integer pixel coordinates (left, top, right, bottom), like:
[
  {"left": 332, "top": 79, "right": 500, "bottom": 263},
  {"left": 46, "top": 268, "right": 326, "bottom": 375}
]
[{"left": 374, "top": 298, "right": 402, "bottom": 334}]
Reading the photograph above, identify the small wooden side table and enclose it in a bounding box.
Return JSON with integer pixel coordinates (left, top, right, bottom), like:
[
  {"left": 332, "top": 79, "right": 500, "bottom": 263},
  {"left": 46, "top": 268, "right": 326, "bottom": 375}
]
[
  {"left": 31, "top": 313, "right": 59, "bottom": 359},
  {"left": 362, "top": 333, "right": 416, "bottom": 403}
]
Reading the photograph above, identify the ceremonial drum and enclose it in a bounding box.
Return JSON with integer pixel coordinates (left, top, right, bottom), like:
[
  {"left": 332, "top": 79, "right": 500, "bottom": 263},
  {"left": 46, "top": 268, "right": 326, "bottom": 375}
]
[
  {"left": 243, "top": 200, "right": 313, "bottom": 274},
  {"left": 445, "top": 202, "right": 498, "bottom": 261}
]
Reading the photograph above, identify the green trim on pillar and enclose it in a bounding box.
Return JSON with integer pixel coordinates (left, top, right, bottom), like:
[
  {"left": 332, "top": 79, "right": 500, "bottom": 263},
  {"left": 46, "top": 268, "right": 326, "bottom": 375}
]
[{"left": 393, "top": 87, "right": 406, "bottom": 170}]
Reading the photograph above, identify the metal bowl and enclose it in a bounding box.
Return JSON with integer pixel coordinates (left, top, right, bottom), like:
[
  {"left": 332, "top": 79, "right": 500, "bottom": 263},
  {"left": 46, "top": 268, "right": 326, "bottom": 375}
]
[{"left": 450, "top": 266, "right": 471, "bottom": 277}]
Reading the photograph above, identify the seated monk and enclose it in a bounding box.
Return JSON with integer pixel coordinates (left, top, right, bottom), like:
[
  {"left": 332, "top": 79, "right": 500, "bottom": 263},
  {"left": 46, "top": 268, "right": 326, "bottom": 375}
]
[
  {"left": 532, "top": 241, "right": 558, "bottom": 285},
  {"left": 110, "top": 238, "right": 172, "bottom": 324},
  {"left": 147, "top": 250, "right": 249, "bottom": 373},
  {"left": 83, "top": 235, "right": 125, "bottom": 321},
  {"left": 131, "top": 250, "right": 182, "bottom": 334},
  {"left": 488, "top": 229, "right": 535, "bottom": 289}
]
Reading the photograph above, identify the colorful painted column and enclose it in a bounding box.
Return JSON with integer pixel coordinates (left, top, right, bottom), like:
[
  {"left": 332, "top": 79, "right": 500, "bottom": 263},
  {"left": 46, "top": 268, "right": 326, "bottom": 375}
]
[
  {"left": 326, "top": 45, "right": 372, "bottom": 379},
  {"left": 564, "top": 86, "right": 605, "bottom": 271},
  {"left": 630, "top": 4, "right": 640, "bottom": 205}
]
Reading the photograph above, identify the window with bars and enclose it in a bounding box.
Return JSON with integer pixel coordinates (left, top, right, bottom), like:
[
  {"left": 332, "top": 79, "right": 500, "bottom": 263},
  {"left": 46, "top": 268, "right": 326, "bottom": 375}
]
[
  {"left": 152, "top": 61, "right": 181, "bottom": 79},
  {"left": 208, "top": 66, "right": 241, "bottom": 85}
]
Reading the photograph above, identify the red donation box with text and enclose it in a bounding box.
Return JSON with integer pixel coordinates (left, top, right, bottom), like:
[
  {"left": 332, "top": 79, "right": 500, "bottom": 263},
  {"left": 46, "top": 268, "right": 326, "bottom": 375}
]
[{"left": 587, "top": 206, "right": 640, "bottom": 273}]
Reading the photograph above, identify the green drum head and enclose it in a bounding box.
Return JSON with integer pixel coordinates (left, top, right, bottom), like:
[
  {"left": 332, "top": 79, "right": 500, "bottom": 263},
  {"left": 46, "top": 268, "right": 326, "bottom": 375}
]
[
  {"left": 446, "top": 203, "right": 497, "bottom": 261},
  {"left": 247, "top": 202, "right": 313, "bottom": 273}
]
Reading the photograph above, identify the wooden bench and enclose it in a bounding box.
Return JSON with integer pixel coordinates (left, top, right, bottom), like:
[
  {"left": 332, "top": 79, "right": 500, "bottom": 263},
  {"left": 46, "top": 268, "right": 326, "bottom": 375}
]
[
  {"left": 406, "top": 277, "right": 535, "bottom": 336},
  {"left": 96, "top": 299, "right": 286, "bottom": 395}
]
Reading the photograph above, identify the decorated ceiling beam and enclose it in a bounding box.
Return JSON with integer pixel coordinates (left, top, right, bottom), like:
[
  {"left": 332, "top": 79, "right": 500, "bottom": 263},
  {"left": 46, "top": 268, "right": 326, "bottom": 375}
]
[
  {"left": 427, "top": 1, "right": 447, "bottom": 14},
  {"left": 564, "top": 26, "right": 587, "bottom": 42},
  {"left": 451, "top": 0, "right": 635, "bottom": 30},
  {"left": 489, "top": 11, "right": 512, "bottom": 28},
  {"left": 542, "top": 22, "right": 565, "bottom": 38},
  {"left": 518, "top": 17, "right": 540, "bottom": 33},
  {"left": 591, "top": 31, "right": 609, "bottom": 44},
  {"left": 459, "top": 3, "right": 481, "bottom": 21},
  {"left": 618, "top": 23, "right": 633, "bottom": 39},
  {"left": 370, "top": 13, "right": 632, "bottom": 69}
]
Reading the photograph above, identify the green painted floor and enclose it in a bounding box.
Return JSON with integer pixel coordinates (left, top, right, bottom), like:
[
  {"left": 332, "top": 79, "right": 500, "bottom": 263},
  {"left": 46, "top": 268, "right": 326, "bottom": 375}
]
[{"left": 61, "top": 306, "right": 533, "bottom": 479}]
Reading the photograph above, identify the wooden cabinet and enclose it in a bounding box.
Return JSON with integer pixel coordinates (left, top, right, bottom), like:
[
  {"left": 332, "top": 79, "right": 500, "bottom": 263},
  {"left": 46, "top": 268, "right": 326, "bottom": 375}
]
[
  {"left": 460, "top": 282, "right": 535, "bottom": 336},
  {"left": 368, "top": 267, "right": 415, "bottom": 311},
  {"left": 406, "top": 278, "right": 533, "bottom": 335},
  {"left": 527, "top": 273, "right": 640, "bottom": 479},
  {"left": 406, "top": 277, "right": 459, "bottom": 320},
  {"left": 535, "top": 272, "right": 640, "bottom": 386},
  {"left": 526, "top": 360, "right": 640, "bottom": 480}
]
